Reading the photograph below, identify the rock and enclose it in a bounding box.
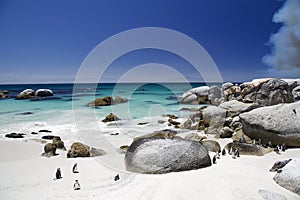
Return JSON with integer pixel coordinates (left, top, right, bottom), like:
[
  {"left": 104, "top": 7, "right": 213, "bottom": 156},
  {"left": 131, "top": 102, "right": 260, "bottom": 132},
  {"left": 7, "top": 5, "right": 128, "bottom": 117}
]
[
  {"left": 125, "top": 137, "right": 211, "bottom": 174},
  {"left": 52, "top": 137, "right": 66, "bottom": 150},
  {"left": 5, "top": 133, "right": 24, "bottom": 138},
  {"left": 162, "top": 114, "right": 178, "bottom": 119},
  {"left": 219, "top": 100, "right": 258, "bottom": 117},
  {"left": 230, "top": 116, "right": 242, "bottom": 130},
  {"left": 31, "top": 132, "right": 38, "bottom": 135},
  {"left": 168, "top": 118, "right": 180, "bottom": 126},
  {"left": 208, "top": 86, "right": 222, "bottom": 106},
  {"left": 67, "top": 142, "right": 90, "bottom": 158},
  {"left": 218, "top": 127, "right": 234, "bottom": 138},
  {"left": 292, "top": 86, "right": 300, "bottom": 101},
  {"left": 222, "top": 82, "right": 234, "bottom": 91},
  {"left": 41, "top": 135, "right": 58, "bottom": 140},
  {"left": 258, "top": 189, "right": 288, "bottom": 200},
  {"left": 225, "top": 142, "right": 272, "bottom": 156},
  {"left": 273, "top": 158, "right": 300, "bottom": 195},
  {"left": 181, "top": 119, "right": 192, "bottom": 129},
  {"left": 180, "top": 86, "right": 209, "bottom": 104},
  {"left": 67, "top": 142, "right": 105, "bottom": 158},
  {"left": 180, "top": 107, "right": 201, "bottom": 112},
  {"left": 202, "top": 106, "right": 227, "bottom": 134},
  {"left": 184, "top": 133, "right": 206, "bottom": 142},
  {"left": 269, "top": 159, "right": 292, "bottom": 172},
  {"left": 87, "top": 96, "right": 127, "bottom": 107},
  {"left": 0, "top": 90, "right": 8, "bottom": 98},
  {"left": 89, "top": 147, "right": 106, "bottom": 157},
  {"left": 157, "top": 120, "right": 166, "bottom": 124},
  {"left": 42, "top": 143, "right": 57, "bottom": 157},
  {"left": 231, "top": 129, "right": 252, "bottom": 143},
  {"left": 87, "top": 96, "right": 112, "bottom": 106},
  {"left": 240, "top": 79, "right": 293, "bottom": 106},
  {"left": 35, "top": 89, "right": 54, "bottom": 97},
  {"left": 39, "top": 130, "right": 52, "bottom": 133},
  {"left": 113, "top": 96, "right": 128, "bottom": 104},
  {"left": 200, "top": 140, "right": 221, "bottom": 152},
  {"left": 134, "top": 129, "right": 177, "bottom": 141},
  {"left": 222, "top": 84, "right": 242, "bottom": 101},
  {"left": 240, "top": 101, "right": 300, "bottom": 147},
  {"left": 137, "top": 122, "right": 149, "bottom": 125},
  {"left": 118, "top": 145, "right": 129, "bottom": 154},
  {"left": 191, "top": 120, "right": 206, "bottom": 130},
  {"left": 16, "top": 112, "right": 34, "bottom": 115},
  {"left": 15, "top": 89, "right": 35, "bottom": 100},
  {"left": 101, "top": 113, "right": 121, "bottom": 123}
]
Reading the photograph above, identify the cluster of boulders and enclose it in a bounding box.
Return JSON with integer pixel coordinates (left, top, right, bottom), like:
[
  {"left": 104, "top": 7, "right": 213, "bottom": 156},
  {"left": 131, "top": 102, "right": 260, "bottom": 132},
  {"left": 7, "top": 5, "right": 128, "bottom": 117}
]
[
  {"left": 87, "top": 96, "right": 127, "bottom": 107},
  {"left": 180, "top": 78, "right": 300, "bottom": 148},
  {"left": 15, "top": 89, "right": 54, "bottom": 100},
  {"left": 181, "top": 78, "right": 300, "bottom": 106},
  {"left": 41, "top": 136, "right": 66, "bottom": 157},
  {"left": 41, "top": 138, "right": 105, "bottom": 158}
]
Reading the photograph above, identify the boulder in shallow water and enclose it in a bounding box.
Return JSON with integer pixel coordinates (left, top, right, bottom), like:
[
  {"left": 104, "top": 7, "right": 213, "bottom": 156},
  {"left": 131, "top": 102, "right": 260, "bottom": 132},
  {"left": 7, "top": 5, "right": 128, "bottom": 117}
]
[
  {"left": 15, "top": 89, "right": 35, "bottom": 100},
  {"left": 101, "top": 113, "right": 121, "bottom": 123},
  {"left": 113, "top": 96, "right": 128, "bottom": 104},
  {"left": 88, "top": 96, "right": 113, "bottom": 106},
  {"left": 240, "top": 101, "right": 300, "bottom": 147},
  {"left": 35, "top": 89, "right": 53, "bottom": 97},
  {"left": 125, "top": 137, "right": 211, "bottom": 174},
  {"left": 5, "top": 133, "right": 25, "bottom": 138}
]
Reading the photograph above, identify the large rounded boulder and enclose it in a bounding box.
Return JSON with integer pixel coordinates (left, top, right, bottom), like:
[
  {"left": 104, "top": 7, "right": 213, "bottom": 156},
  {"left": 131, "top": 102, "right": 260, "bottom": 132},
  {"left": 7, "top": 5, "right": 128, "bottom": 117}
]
[
  {"left": 67, "top": 142, "right": 90, "bottom": 158},
  {"left": 240, "top": 101, "right": 300, "bottom": 147},
  {"left": 273, "top": 158, "right": 300, "bottom": 195},
  {"left": 35, "top": 89, "right": 53, "bottom": 97},
  {"left": 125, "top": 137, "right": 211, "bottom": 174}
]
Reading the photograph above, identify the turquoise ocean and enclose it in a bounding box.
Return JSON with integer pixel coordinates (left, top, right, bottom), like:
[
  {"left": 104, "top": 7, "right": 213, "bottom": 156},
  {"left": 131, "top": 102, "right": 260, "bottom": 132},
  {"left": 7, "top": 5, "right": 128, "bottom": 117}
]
[{"left": 0, "top": 83, "right": 219, "bottom": 145}]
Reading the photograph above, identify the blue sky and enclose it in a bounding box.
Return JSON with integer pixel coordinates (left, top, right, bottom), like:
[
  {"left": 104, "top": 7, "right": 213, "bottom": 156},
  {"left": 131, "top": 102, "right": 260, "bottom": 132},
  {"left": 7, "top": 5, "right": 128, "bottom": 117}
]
[{"left": 0, "top": 0, "right": 296, "bottom": 84}]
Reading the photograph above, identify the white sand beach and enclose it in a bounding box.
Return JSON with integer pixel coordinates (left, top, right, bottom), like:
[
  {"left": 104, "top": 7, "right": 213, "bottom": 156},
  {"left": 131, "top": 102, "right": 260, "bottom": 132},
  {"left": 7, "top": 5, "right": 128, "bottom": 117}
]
[{"left": 0, "top": 138, "right": 299, "bottom": 200}]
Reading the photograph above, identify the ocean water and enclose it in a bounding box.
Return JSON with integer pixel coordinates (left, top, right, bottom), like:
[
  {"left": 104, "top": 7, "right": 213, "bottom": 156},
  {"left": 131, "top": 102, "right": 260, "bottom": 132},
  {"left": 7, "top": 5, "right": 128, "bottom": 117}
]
[{"left": 0, "top": 83, "right": 217, "bottom": 144}]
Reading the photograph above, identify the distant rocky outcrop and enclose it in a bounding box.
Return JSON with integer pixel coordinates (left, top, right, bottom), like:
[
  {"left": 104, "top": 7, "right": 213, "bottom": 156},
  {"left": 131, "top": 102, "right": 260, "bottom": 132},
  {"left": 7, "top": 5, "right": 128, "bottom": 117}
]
[
  {"left": 273, "top": 158, "right": 300, "bottom": 195},
  {"left": 15, "top": 89, "right": 54, "bottom": 100},
  {"left": 101, "top": 113, "right": 121, "bottom": 123},
  {"left": 180, "top": 78, "right": 298, "bottom": 107},
  {"left": 15, "top": 89, "right": 35, "bottom": 99},
  {"left": 0, "top": 90, "right": 9, "bottom": 98},
  {"left": 125, "top": 137, "right": 211, "bottom": 174},
  {"left": 67, "top": 142, "right": 105, "bottom": 158},
  {"left": 87, "top": 96, "right": 128, "bottom": 106},
  {"left": 35, "top": 89, "right": 54, "bottom": 97},
  {"left": 240, "top": 101, "right": 300, "bottom": 147}
]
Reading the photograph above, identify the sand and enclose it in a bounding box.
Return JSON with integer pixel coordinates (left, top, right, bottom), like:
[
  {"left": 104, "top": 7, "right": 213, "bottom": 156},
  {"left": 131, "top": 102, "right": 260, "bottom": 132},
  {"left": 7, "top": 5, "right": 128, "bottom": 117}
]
[{"left": 0, "top": 138, "right": 299, "bottom": 200}]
